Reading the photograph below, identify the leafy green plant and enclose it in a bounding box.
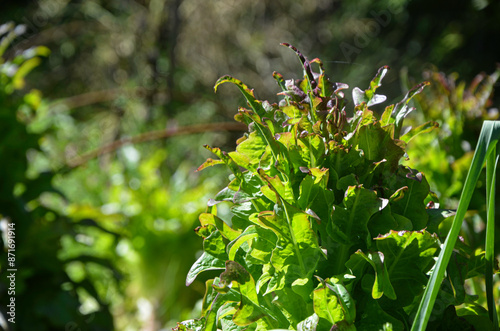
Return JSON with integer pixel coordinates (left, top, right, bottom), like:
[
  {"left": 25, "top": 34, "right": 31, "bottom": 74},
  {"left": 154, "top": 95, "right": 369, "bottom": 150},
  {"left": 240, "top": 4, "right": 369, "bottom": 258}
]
[{"left": 174, "top": 44, "right": 494, "bottom": 330}]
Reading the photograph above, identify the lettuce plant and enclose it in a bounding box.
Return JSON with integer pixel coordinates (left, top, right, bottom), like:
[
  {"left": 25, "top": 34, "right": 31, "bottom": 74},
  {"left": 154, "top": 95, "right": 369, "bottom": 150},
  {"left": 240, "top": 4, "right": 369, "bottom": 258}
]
[{"left": 175, "top": 44, "right": 489, "bottom": 330}]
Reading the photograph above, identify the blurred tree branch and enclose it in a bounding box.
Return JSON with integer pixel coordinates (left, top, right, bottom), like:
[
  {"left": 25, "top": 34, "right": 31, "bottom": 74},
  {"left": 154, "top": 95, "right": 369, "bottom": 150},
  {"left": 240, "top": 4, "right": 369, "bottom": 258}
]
[
  {"left": 49, "top": 88, "right": 143, "bottom": 109},
  {"left": 65, "top": 122, "right": 246, "bottom": 168}
]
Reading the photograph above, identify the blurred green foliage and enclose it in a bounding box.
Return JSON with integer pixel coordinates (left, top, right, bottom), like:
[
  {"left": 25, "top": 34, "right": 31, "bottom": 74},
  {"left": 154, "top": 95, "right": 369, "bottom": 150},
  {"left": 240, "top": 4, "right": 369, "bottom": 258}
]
[
  {"left": 0, "top": 0, "right": 498, "bottom": 329},
  {"left": 403, "top": 67, "right": 500, "bottom": 317},
  {"left": 405, "top": 67, "right": 500, "bottom": 210},
  {"left": 0, "top": 23, "right": 114, "bottom": 331}
]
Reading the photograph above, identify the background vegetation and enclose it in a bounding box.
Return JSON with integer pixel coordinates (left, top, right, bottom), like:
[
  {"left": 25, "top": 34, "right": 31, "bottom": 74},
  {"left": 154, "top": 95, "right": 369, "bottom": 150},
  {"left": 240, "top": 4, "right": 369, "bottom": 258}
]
[{"left": 0, "top": 0, "right": 499, "bottom": 330}]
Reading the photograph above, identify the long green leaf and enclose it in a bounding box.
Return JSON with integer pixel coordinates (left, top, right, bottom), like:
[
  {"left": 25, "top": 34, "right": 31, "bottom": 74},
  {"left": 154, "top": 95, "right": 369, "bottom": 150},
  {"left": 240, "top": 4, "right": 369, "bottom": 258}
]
[
  {"left": 214, "top": 75, "right": 266, "bottom": 117},
  {"left": 485, "top": 143, "right": 499, "bottom": 327},
  {"left": 411, "top": 121, "right": 500, "bottom": 331}
]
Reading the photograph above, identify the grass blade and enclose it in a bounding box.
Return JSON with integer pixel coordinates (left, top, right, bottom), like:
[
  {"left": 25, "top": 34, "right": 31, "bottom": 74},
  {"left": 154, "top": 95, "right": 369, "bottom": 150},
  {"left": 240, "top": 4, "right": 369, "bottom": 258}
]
[
  {"left": 411, "top": 121, "right": 500, "bottom": 331},
  {"left": 486, "top": 143, "right": 499, "bottom": 328}
]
